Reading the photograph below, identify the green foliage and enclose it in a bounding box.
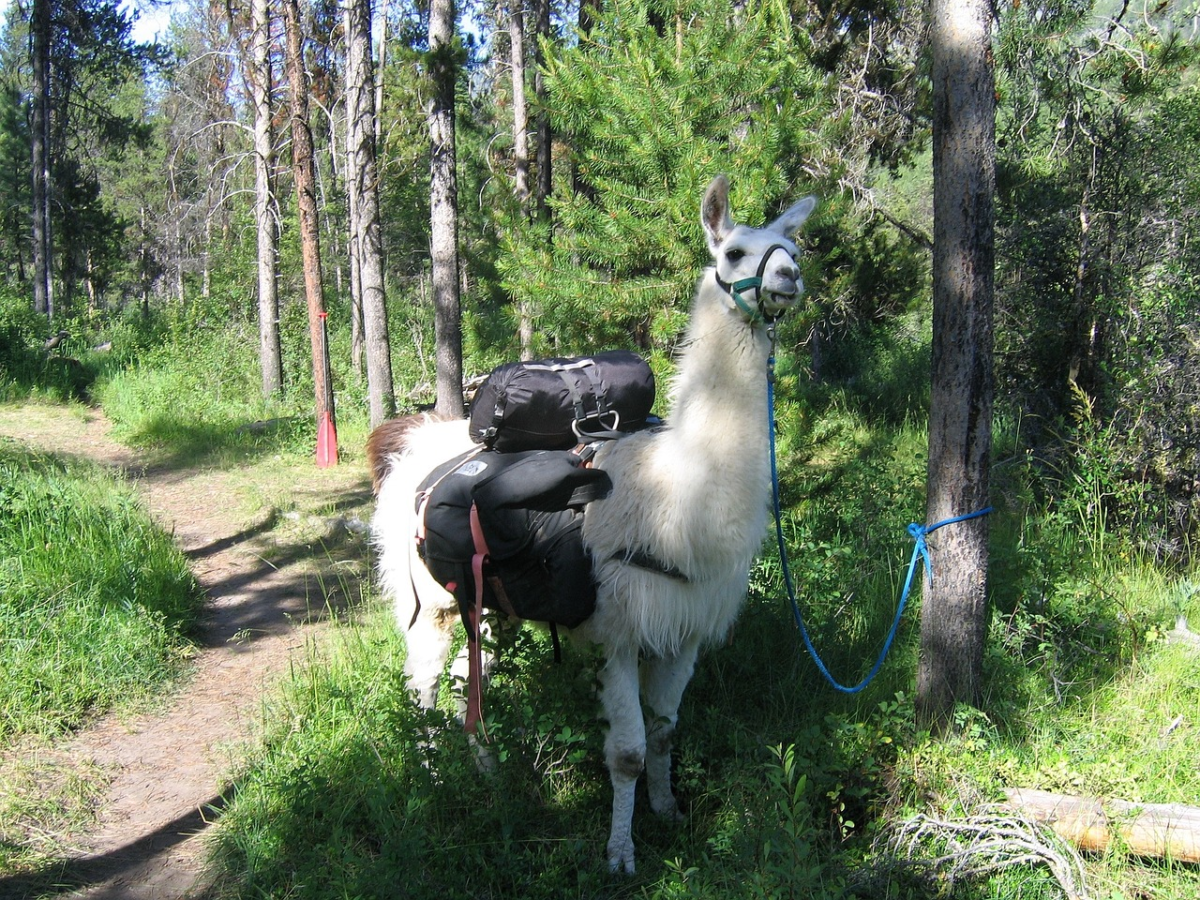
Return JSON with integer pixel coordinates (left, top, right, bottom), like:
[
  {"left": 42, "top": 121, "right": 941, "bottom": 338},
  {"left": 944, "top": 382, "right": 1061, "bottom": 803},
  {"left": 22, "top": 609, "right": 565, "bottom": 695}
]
[
  {"left": 90, "top": 300, "right": 376, "bottom": 465},
  {"left": 0, "top": 288, "right": 118, "bottom": 401},
  {"left": 992, "top": 0, "right": 1200, "bottom": 554},
  {"left": 95, "top": 320, "right": 298, "bottom": 457},
  {"left": 0, "top": 443, "right": 200, "bottom": 738},
  {"left": 499, "top": 0, "right": 833, "bottom": 355}
]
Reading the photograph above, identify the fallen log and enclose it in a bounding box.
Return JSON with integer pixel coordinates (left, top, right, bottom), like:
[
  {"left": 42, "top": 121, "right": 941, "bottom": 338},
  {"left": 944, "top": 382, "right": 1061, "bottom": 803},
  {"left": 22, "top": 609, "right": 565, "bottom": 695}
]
[
  {"left": 1165, "top": 615, "right": 1200, "bottom": 649},
  {"left": 1004, "top": 788, "right": 1200, "bottom": 863}
]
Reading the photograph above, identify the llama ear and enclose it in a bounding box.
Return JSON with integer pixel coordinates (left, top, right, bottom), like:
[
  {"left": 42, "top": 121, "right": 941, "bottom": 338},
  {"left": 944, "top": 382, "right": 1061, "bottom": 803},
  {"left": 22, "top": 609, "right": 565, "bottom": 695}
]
[
  {"left": 768, "top": 195, "right": 818, "bottom": 238},
  {"left": 701, "top": 175, "right": 734, "bottom": 252}
]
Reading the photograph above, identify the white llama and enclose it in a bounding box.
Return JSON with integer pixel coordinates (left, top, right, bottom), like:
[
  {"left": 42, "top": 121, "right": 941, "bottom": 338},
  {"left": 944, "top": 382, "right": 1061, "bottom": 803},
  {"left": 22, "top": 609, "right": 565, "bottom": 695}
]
[{"left": 369, "top": 175, "right": 817, "bottom": 874}]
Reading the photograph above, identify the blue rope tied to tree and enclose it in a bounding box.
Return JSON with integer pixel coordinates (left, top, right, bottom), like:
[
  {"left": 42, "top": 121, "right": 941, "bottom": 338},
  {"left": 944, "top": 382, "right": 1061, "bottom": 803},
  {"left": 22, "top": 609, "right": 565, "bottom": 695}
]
[{"left": 766, "top": 345, "right": 992, "bottom": 694}]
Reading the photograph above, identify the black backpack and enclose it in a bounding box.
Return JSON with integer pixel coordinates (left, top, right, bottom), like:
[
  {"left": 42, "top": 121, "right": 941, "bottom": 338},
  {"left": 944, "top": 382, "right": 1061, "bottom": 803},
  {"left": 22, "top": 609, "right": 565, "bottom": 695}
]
[
  {"left": 469, "top": 351, "right": 656, "bottom": 452},
  {"left": 416, "top": 447, "right": 613, "bottom": 630}
]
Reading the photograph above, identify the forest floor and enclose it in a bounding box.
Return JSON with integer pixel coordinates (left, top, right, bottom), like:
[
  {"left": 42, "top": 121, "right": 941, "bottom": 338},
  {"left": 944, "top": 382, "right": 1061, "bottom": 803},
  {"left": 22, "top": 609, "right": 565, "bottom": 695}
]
[{"left": 0, "top": 403, "right": 375, "bottom": 900}]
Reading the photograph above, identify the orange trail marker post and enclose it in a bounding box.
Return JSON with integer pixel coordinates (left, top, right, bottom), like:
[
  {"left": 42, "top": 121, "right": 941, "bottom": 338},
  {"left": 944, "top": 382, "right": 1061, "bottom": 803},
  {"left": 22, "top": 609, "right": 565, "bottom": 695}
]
[{"left": 316, "top": 311, "right": 338, "bottom": 468}]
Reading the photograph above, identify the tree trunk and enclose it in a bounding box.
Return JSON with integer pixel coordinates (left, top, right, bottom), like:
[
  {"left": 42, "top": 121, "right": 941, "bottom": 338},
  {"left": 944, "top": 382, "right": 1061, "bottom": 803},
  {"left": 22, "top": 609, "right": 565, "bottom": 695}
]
[
  {"left": 533, "top": 0, "right": 552, "bottom": 221},
  {"left": 283, "top": 0, "right": 336, "bottom": 443},
  {"left": 341, "top": 43, "right": 365, "bottom": 379},
  {"left": 31, "top": 0, "right": 53, "bottom": 319},
  {"left": 917, "top": 0, "right": 996, "bottom": 731},
  {"left": 428, "top": 0, "right": 465, "bottom": 418},
  {"left": 346, "top": 0, "right": 395, "bottom": 427},
  {"left": 509, "top": 0, "right": 535, "bottom": 356},
  {"left": 251, "top": 0, "right": 283, "bottom": 397}
]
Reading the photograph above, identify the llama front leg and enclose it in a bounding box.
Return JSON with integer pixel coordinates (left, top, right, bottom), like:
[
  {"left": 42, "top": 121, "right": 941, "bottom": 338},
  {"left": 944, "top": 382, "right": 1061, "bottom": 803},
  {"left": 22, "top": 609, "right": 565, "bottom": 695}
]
[
  {"left": 641, "top": 639, "right": 700, "bottom": 820},
  {"left": 402, "top": 601, "right": 458, "bottom": 710},
  {"left": 599, "top": 642, "right": 644, "bottom": 874}
]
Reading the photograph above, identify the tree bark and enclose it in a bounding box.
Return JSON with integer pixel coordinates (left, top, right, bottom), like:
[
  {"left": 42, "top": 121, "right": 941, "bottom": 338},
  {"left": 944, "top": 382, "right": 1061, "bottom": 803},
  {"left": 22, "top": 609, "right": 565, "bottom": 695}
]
[
  {"left": 283, "top": 0, "right": 335, "bottom": 439},
  {"left": 345, "top": 0, "right": 395, "bottom": 427},
  {"left": 917, "top": 0, "right": 996, "bottom": 731},
  {"left": 428, "top": 0, "right": 465, "bottom": 418},
  {"left": 533, "top": 0, "right": 552, "bottom": 221},
  {"left": 30, "top": 0, "right": 53, "bottom": 319},
  {"left": 251, "top": 0, "right": 283, "bottom": 397}
]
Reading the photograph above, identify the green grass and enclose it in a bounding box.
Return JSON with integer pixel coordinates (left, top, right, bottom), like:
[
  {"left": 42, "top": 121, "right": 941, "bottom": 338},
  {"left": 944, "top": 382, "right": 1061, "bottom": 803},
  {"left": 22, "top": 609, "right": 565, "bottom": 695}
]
[
  {"left": 0, "top": 444, "right": 202, "bottom": 739},
  {"left": 5, "top": 306, "right": 1199, "bottom": 898},
  {"left": 92, "top": 318, "right": 375, "bottom": 470},
  {"left": 203, "top": 391, "right": 1200, "bottom": 899}
]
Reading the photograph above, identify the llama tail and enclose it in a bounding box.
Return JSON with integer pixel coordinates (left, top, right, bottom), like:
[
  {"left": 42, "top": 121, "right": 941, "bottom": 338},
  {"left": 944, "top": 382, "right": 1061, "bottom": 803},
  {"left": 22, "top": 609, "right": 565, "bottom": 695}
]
[{"left": 365, "top": 414, "right": 440, "bottom": 494}]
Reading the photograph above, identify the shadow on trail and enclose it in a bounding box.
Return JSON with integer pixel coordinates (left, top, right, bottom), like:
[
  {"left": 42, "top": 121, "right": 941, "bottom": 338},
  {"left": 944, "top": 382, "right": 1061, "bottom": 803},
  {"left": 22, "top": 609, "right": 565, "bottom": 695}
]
[
  {"left": 0, "top": 792, "right": 232, "bottom": 900},
  {"left": 188, "top": 486, "right": 376, "bottom": 650}
]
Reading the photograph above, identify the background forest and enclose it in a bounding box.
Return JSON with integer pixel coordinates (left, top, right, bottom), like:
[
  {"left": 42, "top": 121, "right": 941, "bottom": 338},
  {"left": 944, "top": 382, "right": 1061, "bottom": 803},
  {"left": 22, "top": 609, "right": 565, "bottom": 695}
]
[
  {"left": 1, "top": 0, "right": 1198, "bottom": 553},
  {"left": 3, "top": 0, "right": 1200, "bottom": 897}
]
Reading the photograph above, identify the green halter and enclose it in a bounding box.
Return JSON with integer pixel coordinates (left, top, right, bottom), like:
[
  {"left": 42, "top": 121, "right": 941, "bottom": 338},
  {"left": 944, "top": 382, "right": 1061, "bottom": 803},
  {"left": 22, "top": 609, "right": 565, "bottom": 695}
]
[{"left": 714, "top": 243, "right": 796, "bottom": 325}]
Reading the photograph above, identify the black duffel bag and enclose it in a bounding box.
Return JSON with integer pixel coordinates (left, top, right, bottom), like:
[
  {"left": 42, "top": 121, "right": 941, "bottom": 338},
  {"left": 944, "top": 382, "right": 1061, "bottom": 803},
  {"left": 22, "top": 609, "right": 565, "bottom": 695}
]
[
  {"left": 469, "top": 350, "right": 655, "bottom": 452},
  {"left": 416, "top": 447, "right": 612, "bottom": 629}
]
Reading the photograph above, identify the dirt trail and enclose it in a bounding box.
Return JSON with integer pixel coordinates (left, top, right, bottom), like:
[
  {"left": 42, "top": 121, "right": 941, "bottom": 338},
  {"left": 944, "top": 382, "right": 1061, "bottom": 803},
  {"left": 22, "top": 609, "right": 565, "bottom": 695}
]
[{"left": 0, "top": 405, "right": 375, "bottom": 900}]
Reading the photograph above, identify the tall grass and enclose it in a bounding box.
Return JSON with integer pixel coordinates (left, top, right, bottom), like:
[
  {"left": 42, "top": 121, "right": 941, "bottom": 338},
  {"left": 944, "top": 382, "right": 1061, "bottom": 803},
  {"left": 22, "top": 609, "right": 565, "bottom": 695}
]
[
  {"left": 203, "top": 319, "right": 1200, "bottom": 898},
  {"left": 92, "top": 310, "right": 383, "bottom": 467},
  {"left": 0, "top": 444, "right": 201, "bottom": 738}
]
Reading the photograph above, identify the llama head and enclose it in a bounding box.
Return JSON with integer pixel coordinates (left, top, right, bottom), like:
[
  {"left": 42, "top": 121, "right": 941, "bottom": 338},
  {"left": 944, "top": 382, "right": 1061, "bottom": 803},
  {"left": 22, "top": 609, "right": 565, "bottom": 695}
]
[{"left": 701, "top": 175, "right": 818, "bottom": 322}]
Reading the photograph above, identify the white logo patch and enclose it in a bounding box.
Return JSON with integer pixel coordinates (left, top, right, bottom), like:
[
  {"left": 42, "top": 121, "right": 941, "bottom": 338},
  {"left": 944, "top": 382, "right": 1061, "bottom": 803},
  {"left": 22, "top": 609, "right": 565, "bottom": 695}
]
[{"left": 455, "top": 459, "right": 488, "bottom": 477}]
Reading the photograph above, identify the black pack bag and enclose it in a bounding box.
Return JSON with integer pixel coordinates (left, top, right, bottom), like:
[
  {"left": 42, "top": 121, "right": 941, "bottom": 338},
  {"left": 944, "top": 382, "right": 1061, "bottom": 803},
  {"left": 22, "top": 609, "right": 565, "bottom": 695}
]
[
  {"left": 469, "top": 350, "right": 655, "bottom": 452},
  {"left": 416, "top": 448, "right": 612, "bottom": 629}
]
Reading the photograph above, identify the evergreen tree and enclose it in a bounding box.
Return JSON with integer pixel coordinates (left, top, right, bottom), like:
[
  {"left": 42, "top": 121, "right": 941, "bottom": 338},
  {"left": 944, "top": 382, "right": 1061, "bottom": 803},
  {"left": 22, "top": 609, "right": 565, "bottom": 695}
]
[
  {"left": 500, "top": 0, "right": 832, "bottom": 355},
  {"left": 5, "top": 0, "right": 164, "bottom": 318}
]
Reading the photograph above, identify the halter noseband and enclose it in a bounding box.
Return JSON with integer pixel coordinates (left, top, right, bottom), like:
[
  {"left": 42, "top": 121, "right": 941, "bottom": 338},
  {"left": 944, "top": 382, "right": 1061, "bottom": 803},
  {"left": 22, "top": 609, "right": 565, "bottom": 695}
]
[{"left": 714, "top": 243, "right": 796, "bottom": 325}]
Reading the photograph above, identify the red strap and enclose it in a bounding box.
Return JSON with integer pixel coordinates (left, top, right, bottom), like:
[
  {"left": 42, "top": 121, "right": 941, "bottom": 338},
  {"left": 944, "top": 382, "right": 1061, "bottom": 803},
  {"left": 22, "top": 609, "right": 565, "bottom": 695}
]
[
  {"left": 464, "top": 503, "right": 495, "bottom": 739},
  {"left": 464, "top": 550, "right": 488, "bottom": 740},
  {"left": 469, "top": 504, "right": 518, "bottom": 617}
]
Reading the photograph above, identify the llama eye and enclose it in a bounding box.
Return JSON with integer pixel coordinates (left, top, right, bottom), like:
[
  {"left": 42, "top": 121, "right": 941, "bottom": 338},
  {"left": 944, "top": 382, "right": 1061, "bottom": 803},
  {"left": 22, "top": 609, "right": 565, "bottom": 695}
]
[{"left": 725, "top": 248, "right": 746, "bottom": 263}]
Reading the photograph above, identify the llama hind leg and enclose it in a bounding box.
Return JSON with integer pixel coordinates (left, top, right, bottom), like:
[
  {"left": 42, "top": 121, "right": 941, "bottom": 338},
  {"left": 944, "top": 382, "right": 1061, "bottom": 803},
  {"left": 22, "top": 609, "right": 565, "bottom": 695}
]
[
  {"left": 640, "top": 639, "right": 701, "bottom": 820},
  {"left": 599, "top": 643, "right": 644, "bottom": 874}
]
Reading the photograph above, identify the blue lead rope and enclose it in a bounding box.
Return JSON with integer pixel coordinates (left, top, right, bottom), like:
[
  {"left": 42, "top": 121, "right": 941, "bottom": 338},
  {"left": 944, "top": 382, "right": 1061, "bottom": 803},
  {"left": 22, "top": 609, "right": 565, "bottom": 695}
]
[{"left": 766, "top": 352, "right": 992, "bottom": 694}]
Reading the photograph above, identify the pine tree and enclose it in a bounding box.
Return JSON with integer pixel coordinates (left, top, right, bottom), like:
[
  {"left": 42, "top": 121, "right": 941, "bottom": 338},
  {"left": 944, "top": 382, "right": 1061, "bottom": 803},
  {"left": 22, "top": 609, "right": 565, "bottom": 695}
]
[{"left": 500, "top": 0, "right": 832, "bottom": 355}]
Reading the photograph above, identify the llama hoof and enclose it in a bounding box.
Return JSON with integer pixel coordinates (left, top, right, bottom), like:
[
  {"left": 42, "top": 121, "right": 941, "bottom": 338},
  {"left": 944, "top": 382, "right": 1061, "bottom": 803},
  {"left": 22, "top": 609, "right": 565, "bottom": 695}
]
[
  {"left": 655, "top": 802, "right": 685, "bottom": 824},
  {"left": 648, "top": 788, "right": 685, "bottom": 822},
  {"left": 606, "top": 838, "right": 636, "bottom": 875},
  {"left": 469, "top": 737, "right": 498, "bottom": 774}
]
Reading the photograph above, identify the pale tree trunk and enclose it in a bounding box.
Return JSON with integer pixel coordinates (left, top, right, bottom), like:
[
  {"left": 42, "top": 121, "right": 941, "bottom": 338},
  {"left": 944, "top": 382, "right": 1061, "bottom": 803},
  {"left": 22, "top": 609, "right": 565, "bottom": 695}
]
[
  {"left": 508, "top": 0, "right": 534, "bottom": 356},
  {"left": 374, "top": 0, "right": 388, "bottom": 147},
  {"left": 346, "top": 162, "right": 365, "bottom": 374},
  {"left": 251, "top": 0, "right": 283, "bottom": 397},
  {"left": 346, "top": 0, "right": 395, "bottom": 427},
  {"left": 283, "top": 0, "right": 336, "bottom": 440},
  {"left": 917, "top": 0, "right": 996, "bottom": 731},
  {"left": 31, "top": 0, "right": 52, "bottom": 319},
  {"left": 428, "top": 0, "right": 465, "bottom": 418},
  {"left": 341, "top": 3, "right": 364, "bottom": 376}
]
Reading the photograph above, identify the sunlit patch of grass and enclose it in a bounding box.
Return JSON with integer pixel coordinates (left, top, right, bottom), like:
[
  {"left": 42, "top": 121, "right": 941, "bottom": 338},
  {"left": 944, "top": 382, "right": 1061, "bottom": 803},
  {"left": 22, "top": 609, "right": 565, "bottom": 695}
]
[{"left": 0, "top": 444, "right": 202, "bottom": 740}]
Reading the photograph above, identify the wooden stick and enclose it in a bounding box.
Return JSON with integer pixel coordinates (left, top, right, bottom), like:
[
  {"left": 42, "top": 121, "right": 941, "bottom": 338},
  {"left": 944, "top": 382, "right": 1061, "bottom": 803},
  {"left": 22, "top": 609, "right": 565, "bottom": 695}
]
[{"left": 1004, "top": 788, "right": 1200, "bottom": 863}]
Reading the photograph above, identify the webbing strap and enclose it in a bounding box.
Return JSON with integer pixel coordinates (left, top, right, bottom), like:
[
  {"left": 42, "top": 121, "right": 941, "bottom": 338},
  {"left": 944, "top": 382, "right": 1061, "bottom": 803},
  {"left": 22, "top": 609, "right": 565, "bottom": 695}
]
[
  {"left": 463, "top": 562, "right": 487, "bottom": 739},
  {"left": 714, "top": 243, "right": 794, "bottom": 325},
  {"left": 465, "top": 504, "right": 492, "bottom": 739}
]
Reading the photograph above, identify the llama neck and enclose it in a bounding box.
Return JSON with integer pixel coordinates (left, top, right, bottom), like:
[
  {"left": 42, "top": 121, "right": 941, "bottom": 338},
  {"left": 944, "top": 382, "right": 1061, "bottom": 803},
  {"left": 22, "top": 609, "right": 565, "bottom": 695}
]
[{"left": 665, "top": 271, "right": 774, "bottom": 466}]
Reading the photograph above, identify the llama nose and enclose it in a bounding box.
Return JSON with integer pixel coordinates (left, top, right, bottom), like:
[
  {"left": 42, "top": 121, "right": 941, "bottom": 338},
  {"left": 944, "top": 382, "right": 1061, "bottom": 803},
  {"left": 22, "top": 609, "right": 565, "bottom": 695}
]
[{"left": 772, "top": 264, "right": 801, "bottom": 295}]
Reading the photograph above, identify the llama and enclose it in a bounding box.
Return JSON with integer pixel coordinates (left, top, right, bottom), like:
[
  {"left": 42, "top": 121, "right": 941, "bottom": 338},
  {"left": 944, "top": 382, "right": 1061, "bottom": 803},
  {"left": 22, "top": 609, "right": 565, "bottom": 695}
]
[{"left": 368, "top": 175, "right": 816, "bottom": 874}]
